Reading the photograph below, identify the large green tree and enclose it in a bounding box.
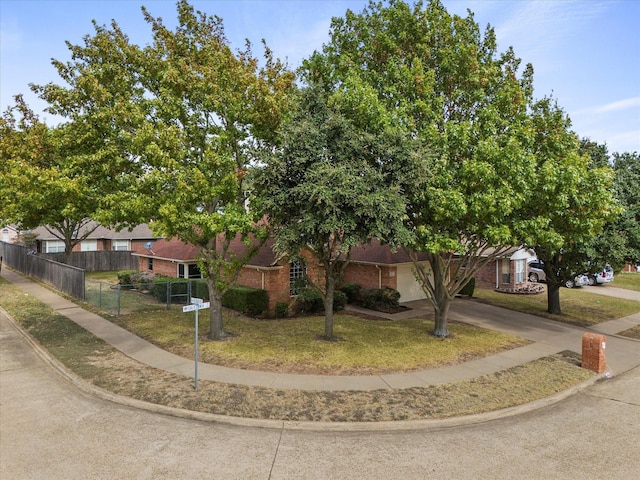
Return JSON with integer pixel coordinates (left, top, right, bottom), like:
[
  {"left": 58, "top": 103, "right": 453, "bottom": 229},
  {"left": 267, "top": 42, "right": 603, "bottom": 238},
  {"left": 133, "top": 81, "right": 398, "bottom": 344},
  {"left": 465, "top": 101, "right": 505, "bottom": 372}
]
[
  {"left": 0, "top": 96, "right": 103, "bottom": 262},
  {"left": 254, "top": 83, "right": 411, "bottom": 339},
  {"left": 576, "top": 140, "right": 636, "bottom": 274},
  {"left": 525, "top": 101, "right": 617, "bottom": 314},
  {"left": 611, "top": 151, "right": 640, "bottom": 269},
  {"left": 33, "top": 0, "right": 295, "bottom": 339},
  {"left": 306, "top": 0, "right": 544, "bottom": 337}
]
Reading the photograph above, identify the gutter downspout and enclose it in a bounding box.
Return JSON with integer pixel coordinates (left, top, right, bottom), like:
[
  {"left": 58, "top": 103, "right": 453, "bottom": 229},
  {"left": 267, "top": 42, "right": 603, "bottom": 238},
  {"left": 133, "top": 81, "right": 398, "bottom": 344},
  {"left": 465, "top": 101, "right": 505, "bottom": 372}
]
[
  {"left": 495, "top": 260, "right": 499, "bottom": 289},
  {"left": 258, "top": 269, "right": 265, "bottom": 290},
  {"left": 375, "top": 265, "right": 382, "bottom": 289}
]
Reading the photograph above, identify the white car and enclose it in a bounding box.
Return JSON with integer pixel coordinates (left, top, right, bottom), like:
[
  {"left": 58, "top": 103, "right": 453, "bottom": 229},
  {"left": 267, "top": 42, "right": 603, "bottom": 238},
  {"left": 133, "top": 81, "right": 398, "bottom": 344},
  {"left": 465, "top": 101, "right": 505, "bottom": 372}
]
[
  {"left": 590, "top": 264, "right": 614, "bottom": 285},
  {"left": 528, "top": 260, "right": 589, "bottom": 288},
  {"left": 566, "top": 274, "right": 590, "bottom": 289}
]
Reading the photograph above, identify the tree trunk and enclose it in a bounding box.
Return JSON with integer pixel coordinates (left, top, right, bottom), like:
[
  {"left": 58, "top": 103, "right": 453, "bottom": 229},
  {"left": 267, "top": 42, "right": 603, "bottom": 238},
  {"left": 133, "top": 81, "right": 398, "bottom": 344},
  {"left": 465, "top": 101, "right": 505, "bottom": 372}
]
[
  {"left": 433, "top": 291, "right": 451, "bottom": 338},
  {"left": 207, "top": 278, "right": 225, "bottom": 340},
  {"left": 546, "top": 282, "right": 562, "bottom": 315},
  {"left": 323, "top": 275, "right": 335, "bottom": 340},
  {"left": 429, "top": 253, "right": 452, "bottom": 338}
]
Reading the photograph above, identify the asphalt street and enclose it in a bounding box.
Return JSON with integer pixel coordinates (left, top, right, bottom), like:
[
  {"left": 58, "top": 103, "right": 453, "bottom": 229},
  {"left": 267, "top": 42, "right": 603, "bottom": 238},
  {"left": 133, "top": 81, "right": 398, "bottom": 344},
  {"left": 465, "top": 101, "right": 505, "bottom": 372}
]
[{"left": 2, "top": 309, "right": 639, "bottom": 480}]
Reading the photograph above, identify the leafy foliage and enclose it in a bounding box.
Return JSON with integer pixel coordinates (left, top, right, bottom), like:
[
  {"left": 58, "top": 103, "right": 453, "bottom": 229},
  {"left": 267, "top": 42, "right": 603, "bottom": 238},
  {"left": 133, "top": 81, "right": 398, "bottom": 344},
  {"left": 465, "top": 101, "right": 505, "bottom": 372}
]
[
  {"left": 31, "top": 1, "right": 295, "bottom": 338},
  {"left": 0, "top": 97, "right": 105, "bottom": 261},
  {"left": 254, "top": 82, "right": 410, "bottom": 338}
]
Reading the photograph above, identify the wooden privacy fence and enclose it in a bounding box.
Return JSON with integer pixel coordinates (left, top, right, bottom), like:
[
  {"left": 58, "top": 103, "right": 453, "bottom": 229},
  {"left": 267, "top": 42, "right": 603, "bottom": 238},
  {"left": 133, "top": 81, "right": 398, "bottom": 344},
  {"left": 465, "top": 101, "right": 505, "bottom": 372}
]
[
  {"left": 40, "top": 250, "right": 138, "bottom": 272},
  {"left": 1, "top": 242, "right": 85, "bottom": 300}
]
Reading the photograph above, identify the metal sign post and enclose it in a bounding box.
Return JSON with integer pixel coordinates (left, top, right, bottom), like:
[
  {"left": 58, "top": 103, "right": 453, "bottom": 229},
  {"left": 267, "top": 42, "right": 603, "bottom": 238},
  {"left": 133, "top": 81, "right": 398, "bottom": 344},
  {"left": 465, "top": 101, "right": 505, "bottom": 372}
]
[{"left": 183, "top": 298, "right": 210, "bottom": 390}]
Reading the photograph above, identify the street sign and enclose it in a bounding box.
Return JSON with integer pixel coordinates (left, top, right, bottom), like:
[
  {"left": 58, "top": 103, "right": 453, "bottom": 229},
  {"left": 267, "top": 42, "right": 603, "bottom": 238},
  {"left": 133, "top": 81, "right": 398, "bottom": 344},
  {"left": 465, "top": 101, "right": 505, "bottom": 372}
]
[
  {"left": 182, "top": 302, "right": 210, "bottom": 313},
  {"left": 182, "top": 300, "right": 210, "bottom": 391}
]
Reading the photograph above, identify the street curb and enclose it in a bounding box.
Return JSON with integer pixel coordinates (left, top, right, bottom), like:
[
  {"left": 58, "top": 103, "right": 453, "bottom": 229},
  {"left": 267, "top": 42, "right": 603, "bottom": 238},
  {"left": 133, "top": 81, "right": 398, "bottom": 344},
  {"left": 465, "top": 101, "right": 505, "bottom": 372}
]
[{"left": 1, "top": 305, "right": 607, "bottom": 432}]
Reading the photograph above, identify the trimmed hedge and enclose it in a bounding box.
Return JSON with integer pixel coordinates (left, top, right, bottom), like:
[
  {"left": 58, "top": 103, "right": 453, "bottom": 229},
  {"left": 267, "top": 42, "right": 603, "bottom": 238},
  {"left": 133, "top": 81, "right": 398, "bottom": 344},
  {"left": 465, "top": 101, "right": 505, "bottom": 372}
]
[
  {"left": 222, "top": 285, "right": 268, "bottom": 317},
  {"left": 291, "top": 288, "right": 347, "bottom": 315},
  {"left": 360, "top": 287, "right": 401, "bottom": 310},
  {"left": 340, "top": 283, "right": 361, "bottom": 303},
  {"left": 274, "top": 301, "right": 290, "bottom": 318}
]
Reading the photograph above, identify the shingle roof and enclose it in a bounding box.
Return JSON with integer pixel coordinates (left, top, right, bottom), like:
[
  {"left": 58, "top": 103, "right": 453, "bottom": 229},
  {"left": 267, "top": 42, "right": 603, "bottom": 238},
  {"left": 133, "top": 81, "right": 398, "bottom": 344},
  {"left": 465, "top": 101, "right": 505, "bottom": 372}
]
[
  {"left": 31, "top": 222, "right": 157, "bottom": 240},
  {"left": 133, "top": 236, "right": 280, "bottom": 267}
]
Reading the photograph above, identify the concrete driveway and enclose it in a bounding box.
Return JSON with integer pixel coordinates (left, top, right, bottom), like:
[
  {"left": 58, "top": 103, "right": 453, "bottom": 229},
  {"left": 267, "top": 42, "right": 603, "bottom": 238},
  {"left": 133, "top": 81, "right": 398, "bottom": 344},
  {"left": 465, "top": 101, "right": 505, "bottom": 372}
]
[{"left": 585, "top": 284, "right": 640, "bottom": 302}]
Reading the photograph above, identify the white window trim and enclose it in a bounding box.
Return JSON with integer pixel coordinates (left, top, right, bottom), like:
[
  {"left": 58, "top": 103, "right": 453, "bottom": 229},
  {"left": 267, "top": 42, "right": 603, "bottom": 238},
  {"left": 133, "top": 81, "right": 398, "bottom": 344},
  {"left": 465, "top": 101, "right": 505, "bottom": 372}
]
[
  {"left": 112, "top": 239, "right": 130, "bottom": 251},
  {"left": 81, "top": 239, "right": 98, "bottom": 252},
  {"left": 45, "top": 240, "right": 65, "bottom": 253}
]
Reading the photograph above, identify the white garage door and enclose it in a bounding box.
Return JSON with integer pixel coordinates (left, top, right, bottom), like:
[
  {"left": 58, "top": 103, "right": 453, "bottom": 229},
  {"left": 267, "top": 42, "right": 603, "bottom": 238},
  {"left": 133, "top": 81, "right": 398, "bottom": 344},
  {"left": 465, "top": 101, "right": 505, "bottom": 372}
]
[{"left": 396, "top": 264, "right": 429, "bottom": 303}]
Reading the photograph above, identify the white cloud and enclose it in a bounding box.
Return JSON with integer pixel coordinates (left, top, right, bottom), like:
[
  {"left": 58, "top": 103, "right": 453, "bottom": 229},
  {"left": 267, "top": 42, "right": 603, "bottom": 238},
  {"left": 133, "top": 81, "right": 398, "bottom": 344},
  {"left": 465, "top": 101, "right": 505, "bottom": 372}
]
[
  {"left": 594, "top": 97, "right": 640, "bottom": 114},
  {"left": 494, "top": 0, "right": 607, "bottom": 59}
]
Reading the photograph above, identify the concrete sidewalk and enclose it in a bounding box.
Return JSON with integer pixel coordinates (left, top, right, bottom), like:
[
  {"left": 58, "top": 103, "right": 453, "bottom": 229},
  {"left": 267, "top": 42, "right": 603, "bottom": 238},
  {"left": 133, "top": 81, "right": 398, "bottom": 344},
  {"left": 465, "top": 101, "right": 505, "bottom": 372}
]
[{"left": 2, "top": 268, "right": 640, "bottom": 391}]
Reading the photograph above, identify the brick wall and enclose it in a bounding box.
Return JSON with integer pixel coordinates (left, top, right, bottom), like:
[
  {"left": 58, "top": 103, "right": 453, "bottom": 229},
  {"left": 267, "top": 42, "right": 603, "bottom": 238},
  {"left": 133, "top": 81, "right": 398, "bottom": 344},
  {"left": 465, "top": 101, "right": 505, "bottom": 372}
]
[
  {"left": 341, "top": 263, "right": 397, "bottom": 290},
  {"left": 475, "top": 258, "right": 529, "bottom": 290},
  {"left": 138, "top": 256, "right": 177, "bottom": 277},
  {"left": 476, "top": 260, "right": 498, "bottom": 288}
]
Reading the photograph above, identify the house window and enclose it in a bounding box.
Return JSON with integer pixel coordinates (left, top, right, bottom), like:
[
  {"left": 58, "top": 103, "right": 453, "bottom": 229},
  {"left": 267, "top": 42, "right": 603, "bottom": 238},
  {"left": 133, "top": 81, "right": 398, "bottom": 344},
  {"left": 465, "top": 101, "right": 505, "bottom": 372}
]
[
  {"left": 501, "top": 259, "right": 511, "bottom": 284},
  {"left": 2, "top": 229, "right": 8, "bottom": 242},
  {"left": 148, "top": 258, "right": 153, "bottom": 271},
  {"left": 112, "top": 240, "right": 130, "bottom": 251},
  {"left": 515, "top": 259, "right": 526, "bottom": 283},
  {"left": 188, "top": 264, "right": 202, "bottom": 278},
  {"left": 81, "top": 239, "right": 97, "bottom": 252},
  {"left": 178, "top": 263, "right": 202, "bottom": 279},
  {"left": 289, "top": 260, "right": 306, "bottom": 295},
  {"left": 45, "top": 240, "right": 65, "bottom": 253}
]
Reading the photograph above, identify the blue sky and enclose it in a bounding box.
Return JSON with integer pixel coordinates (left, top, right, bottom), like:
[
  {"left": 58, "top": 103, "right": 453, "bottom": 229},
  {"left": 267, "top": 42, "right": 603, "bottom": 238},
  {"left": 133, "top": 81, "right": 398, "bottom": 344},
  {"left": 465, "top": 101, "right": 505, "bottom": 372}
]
[{"left": 1, "top": 0, "right": 638, "bottom": 154}]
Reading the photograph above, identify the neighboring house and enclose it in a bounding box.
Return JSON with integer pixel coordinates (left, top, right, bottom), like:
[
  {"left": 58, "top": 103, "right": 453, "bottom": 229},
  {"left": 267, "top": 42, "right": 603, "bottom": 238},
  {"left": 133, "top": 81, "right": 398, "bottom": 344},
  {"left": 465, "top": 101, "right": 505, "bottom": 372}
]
[
  {"left": 1, "top": 225, "right": 19, "bottom": 244},
  {"left": 475, "top": 247, "right": 536, "bottom": 291},
  {"left": 31, "top": 222, "right": 158, "bottom": 254}
]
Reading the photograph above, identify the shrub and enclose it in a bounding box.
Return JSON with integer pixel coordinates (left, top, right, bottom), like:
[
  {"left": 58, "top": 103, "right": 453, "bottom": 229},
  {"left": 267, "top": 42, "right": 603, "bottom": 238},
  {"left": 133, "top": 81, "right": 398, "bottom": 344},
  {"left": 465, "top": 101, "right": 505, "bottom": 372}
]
[
  {"left": 192, "top": 280, "right": 210, "bottom": 301},
  {"left": 128, "top": 272, "right": 156, "bottom": 291},
  {"left": 340, "top": 283, "right": 361, "bottom": 303},
  {"left": 361, "top": 287, "right": 401, "bottom": 310},
  {"left": 292, "top": 288, "right": 324, "bottom": 314},
  {"left": 117, "top": 270, "right": 138, "bottom": 287},
  {"left": 222, "top": 285, "right": 269, "bottom": 317},
  {"left": 291, "top": 288, "right": 347, "bottom": 315},
  {"left": 274, "top": 301, "right": 290, "bottom": 318},
  {"left": 333, "top": 290, "right": 347, "bottom": 311},
  {"left": 152, "top": 278, "right": 188, "bottom": 303},
  {"left": 459, "top": 277, "right": 475, "bottom": 297}
]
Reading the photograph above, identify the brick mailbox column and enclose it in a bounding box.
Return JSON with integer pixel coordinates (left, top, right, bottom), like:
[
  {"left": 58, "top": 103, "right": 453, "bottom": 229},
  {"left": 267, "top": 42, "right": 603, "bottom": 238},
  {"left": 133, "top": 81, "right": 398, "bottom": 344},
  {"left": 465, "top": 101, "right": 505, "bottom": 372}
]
[{"left": 582, "top": 333, "right": 607, "bottom": 373}]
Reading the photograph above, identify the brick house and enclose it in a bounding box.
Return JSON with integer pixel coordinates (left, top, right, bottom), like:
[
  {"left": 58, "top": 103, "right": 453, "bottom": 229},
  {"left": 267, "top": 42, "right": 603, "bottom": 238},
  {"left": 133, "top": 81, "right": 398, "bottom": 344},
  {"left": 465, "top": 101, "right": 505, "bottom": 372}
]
[
  {"left": 133, "top": 237, "right": 536, "bottom": 312},
  {"left": 133, "top": 236, "right": 432, "bottom": 311},
  {"left": 1, "top": 225, "right": 19, "bottom": 244},
  {"left": 474, "top": 247, "right": 536, "bottom": 291}
]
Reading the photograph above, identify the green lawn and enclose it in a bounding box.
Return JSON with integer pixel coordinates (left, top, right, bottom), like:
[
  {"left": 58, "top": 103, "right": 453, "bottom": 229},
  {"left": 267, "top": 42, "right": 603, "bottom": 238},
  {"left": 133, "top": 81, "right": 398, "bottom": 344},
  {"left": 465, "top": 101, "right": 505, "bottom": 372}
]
[
  {"left": 614, "top": 272, "right": 640, "bottom": 292},
  {"left": 111, "top": 308, "right": 528, "bottom": 374}
]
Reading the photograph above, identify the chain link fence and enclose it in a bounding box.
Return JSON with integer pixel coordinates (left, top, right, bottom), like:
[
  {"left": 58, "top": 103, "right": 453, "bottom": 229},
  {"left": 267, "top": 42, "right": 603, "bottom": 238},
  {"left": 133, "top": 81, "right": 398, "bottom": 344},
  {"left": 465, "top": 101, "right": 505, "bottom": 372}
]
[{"left": 85, "top": 279, "right": 208, "bottom": 315}]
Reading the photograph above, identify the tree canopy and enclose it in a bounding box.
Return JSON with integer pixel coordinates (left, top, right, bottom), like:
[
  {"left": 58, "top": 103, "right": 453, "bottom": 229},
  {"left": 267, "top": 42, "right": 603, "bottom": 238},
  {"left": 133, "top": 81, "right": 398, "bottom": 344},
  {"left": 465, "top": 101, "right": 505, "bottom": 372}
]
[
  {"left": 305, "top": 0, "right": 549, "bottom": 336},
  {"left": 32, "top": 0, "right": 295, "bottom": 338},
  {"left": 254, "top": 82, "right": 411, "bottom": 339},
  {"left": 0, "top": 96, "right": 104, "bottom": 261},
  {"left": 523, "top": 103, "right": 617, "bottom": 314}
]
